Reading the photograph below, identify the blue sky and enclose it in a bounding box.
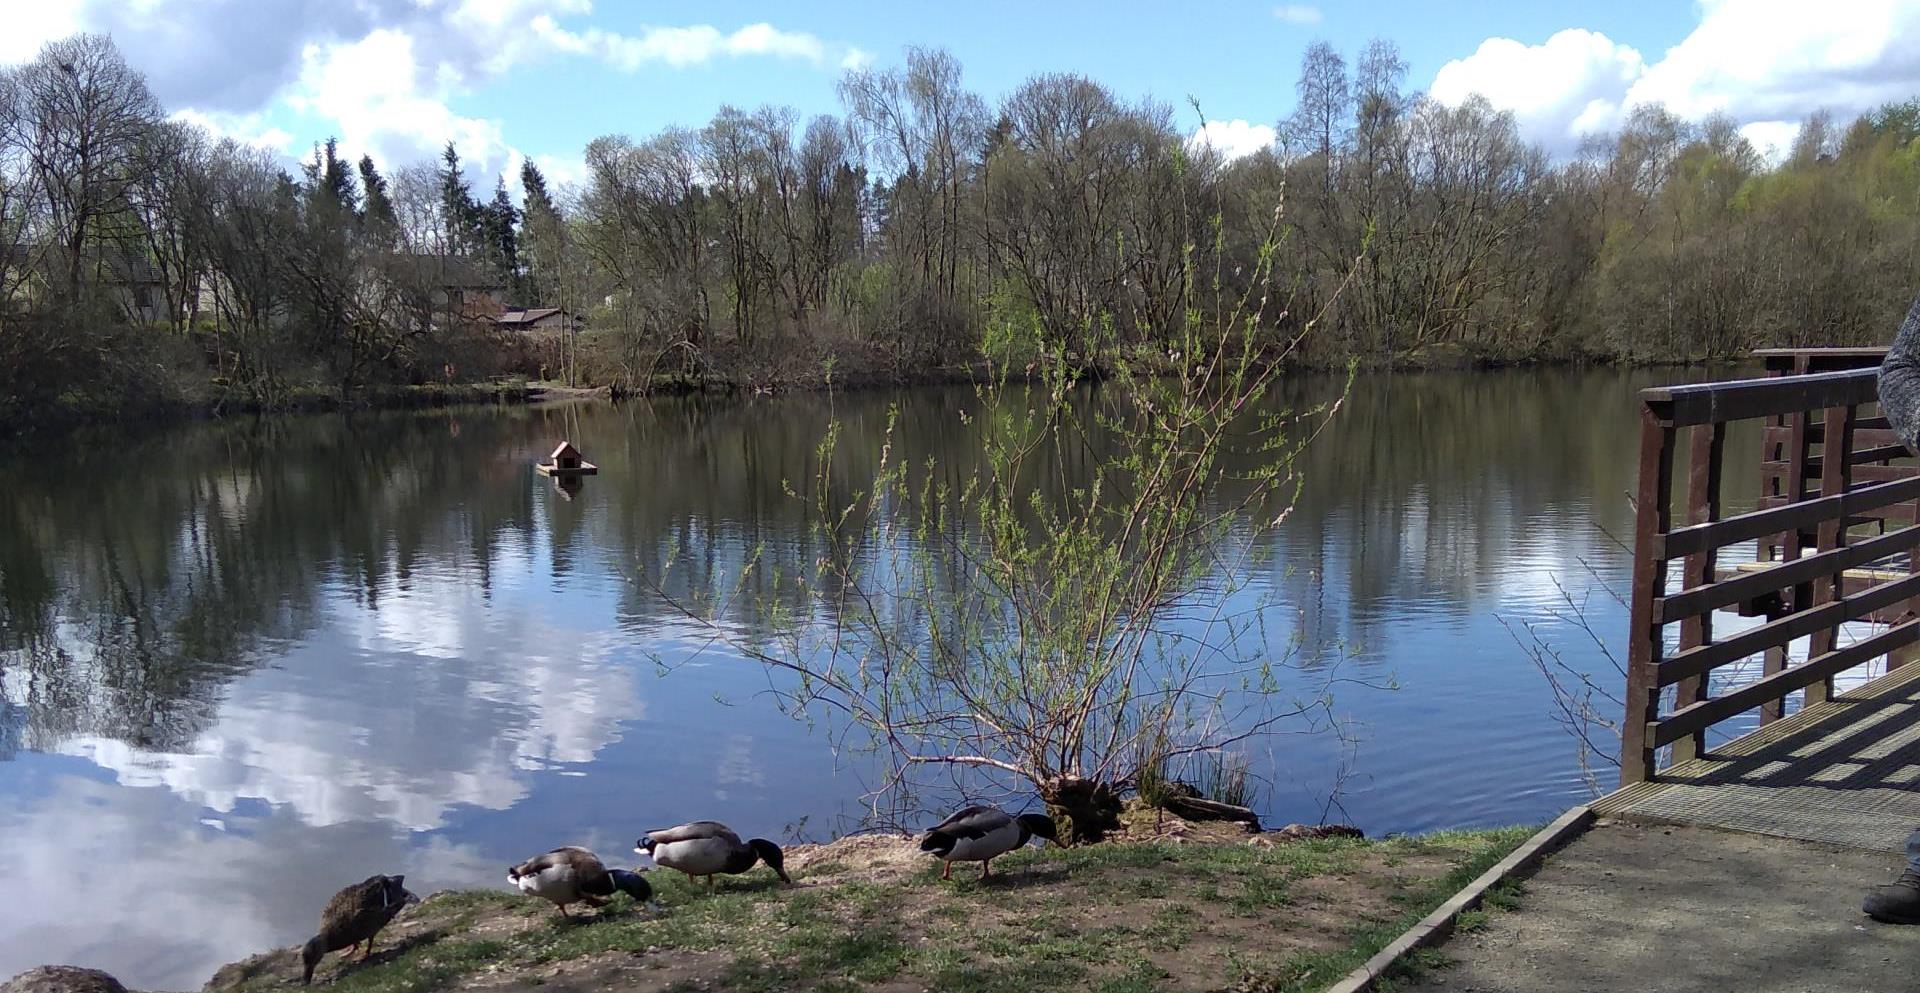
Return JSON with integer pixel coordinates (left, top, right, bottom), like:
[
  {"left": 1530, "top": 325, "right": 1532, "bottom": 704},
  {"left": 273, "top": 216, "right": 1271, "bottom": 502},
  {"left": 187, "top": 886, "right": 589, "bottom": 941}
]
[{"left": 8, "top": 1, "right": 1920, "bottom": 188}]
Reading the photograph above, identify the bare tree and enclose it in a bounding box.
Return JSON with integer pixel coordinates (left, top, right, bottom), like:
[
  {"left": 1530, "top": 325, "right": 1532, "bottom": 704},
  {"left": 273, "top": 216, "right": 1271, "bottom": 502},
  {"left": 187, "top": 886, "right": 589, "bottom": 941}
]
[{"left": 13, "top": 34, "right": 159, "bottom": 308}]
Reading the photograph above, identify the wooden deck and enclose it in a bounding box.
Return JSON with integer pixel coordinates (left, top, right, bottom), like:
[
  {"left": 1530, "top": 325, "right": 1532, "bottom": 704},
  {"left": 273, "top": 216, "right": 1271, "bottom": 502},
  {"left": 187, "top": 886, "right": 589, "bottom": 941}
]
[
  {"left": 1613, "top": 346, "right": 1920, "bottom": 851},
  {"left": 1600, "top": 661, "right": 1920, "bottom": 853},
  {"left": 1621, "top": 362, "right": 1920, "bottom": 780},
  {"left": 1382, "top": 348, "right": 1920, "bottom": 993}
]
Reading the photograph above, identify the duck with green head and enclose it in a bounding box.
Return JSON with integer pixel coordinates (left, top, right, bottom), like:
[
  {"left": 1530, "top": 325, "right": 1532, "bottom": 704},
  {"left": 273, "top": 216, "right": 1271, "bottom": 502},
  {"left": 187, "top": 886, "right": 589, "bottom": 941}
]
[
  {"left": 920, "top": 806, "right": 1059, "bottom": 880},
  {"left": 635, "top": 821, "right": 792, "bottom": 889},
  {"left": 507, "top": 846, "right": 654, "bottom": 917}
]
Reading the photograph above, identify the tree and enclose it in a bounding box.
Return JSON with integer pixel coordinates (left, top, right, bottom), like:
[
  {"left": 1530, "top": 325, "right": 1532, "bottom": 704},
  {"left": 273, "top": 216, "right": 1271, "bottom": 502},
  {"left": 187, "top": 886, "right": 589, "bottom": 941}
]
[
  {"left": 11, "top": 34, "right": 160, "bottom": 307},
  {"left": 482, "top": 176, "right": 520, "bottom": 292},
  {"left": 127, "top": 120, "right": 209, "bottom": 331},
  {"left": 650, "top": 205, "right": 1352, "bottom": 842},
  {"left": 191, "top": 141, "right": 298, "bottom": 400},
  {"left": 578, "top": 128, "right": 710, "bottom": 376},
  {"left": 358, "top": 154, "right": 396, "bottom": 234},
  {"left": 840, "top": 47, "right": 986, "bottom": 349},
  {"left": 1286, "top": 41, "right": 1350, "bottom": 163},
  {"left": 518, "top": 160, "right": 561, "bottom": 305},
  {"left": 437, "top": 142, "right": 481, "bottom": 254}
]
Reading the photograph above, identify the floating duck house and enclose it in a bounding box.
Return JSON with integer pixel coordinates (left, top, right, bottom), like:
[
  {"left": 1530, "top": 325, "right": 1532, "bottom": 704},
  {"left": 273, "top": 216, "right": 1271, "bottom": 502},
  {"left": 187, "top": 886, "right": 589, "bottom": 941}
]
[{"left": 535, "top": 441, "right": 598, "bottom": 477}]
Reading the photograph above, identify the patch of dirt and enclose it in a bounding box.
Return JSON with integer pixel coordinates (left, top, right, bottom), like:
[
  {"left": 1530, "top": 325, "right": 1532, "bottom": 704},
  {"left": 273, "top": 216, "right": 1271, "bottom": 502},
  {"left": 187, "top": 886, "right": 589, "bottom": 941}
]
[
  {"left": 781, "top": 833, "right": 928, "bottom": 883},
  {"left": 469, "top": 950, "right": 723, "bottom": 993}
]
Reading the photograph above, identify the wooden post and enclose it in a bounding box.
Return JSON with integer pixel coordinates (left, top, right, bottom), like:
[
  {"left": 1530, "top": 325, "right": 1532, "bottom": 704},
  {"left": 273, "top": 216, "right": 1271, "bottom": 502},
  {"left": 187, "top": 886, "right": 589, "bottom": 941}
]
[
  {"left": 1760, "top": 403, "right": 1810, "bottom": 727},
  {"left": 1759, "top": 641, "right": 1789, "bottom": 723},
  {"left": 1782, "top": 407, "right": 1812, "bottom": 566},
  {"left": 1673, "top": 421, "right": 1726, "bottom": 762},
  {"left": 1805, "top": 403, "right": 1857, "bottom": 708},
  {"left": 1621, "top": 405, "right": 1676, "bottom": 786}
]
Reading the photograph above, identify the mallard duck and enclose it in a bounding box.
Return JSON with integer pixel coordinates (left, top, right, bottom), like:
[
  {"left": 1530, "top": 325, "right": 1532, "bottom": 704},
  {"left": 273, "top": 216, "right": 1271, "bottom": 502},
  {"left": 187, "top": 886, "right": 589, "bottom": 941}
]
[
  {"left": 920, "top": 806, "right": 1058, "bottom": 880},
  {"left": 301, "top": 874, "right": 418, "bottom": 985},
  {"left": 635, "top": 821, "right": 792, "bottom": 888},
  {"left": 507, "top": 846, "right": 653, "bottom": 917}
]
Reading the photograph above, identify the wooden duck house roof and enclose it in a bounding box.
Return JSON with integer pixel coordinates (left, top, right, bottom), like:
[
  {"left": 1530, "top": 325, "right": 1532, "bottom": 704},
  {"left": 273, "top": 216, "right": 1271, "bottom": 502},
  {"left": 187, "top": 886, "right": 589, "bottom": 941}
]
[{"left": 536, "top": 440, "right": 597, "bottom": 477}]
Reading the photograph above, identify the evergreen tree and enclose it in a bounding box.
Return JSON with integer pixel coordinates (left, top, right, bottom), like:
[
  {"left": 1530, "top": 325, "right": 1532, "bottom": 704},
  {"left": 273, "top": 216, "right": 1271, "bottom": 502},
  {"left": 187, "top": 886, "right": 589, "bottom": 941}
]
[
  {"left": 518, "top": 160, "right": 561, "bottom": 306},
  {"left": 438, "top": 142, "right": 482, "bottom": 253},
  {"left": 520, "top": 159, "right": 556, "bottom": 221},
  {"left": 304, "top": 137, "right": 357, "bottom": 215},
  {"left": 483, "top": 176, "right": 521, "bottom": 293},
  {"left": 357, "top": 154, "right": 396, "bottom": 230}
]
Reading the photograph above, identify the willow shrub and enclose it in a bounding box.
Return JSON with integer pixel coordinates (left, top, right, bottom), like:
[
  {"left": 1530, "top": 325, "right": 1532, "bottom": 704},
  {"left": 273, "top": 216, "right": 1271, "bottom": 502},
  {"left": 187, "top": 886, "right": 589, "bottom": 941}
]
[{"left": 652, "top": 207, "right": 1354, "bottom": 842}]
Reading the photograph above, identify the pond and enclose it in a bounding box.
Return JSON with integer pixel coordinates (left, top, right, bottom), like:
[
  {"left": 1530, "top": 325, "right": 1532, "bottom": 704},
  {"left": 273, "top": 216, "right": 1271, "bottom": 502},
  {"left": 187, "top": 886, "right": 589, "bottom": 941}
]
[{"left": 0, "top": 367, "right": 1747, "bottom": 987}]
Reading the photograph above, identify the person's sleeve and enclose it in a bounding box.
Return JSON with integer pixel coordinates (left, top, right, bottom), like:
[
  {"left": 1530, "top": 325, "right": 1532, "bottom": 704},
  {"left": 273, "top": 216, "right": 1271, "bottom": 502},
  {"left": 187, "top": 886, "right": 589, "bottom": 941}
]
[{"left": 1879, "top": 295, "right": 1920, "bottom": 454}]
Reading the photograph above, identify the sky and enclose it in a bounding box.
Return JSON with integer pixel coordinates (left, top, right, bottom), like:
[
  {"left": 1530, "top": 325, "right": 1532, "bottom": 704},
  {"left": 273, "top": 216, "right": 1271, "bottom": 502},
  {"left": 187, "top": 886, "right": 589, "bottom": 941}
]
[{"left": 6, "top": 0, "right": 1920, "bottom": 191}]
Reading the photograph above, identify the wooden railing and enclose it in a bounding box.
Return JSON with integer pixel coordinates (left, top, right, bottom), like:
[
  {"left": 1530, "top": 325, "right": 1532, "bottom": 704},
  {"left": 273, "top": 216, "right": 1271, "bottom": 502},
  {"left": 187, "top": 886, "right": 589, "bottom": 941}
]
[{"left": 1621, "top": 365, "right": 1920, "bottom": 784}]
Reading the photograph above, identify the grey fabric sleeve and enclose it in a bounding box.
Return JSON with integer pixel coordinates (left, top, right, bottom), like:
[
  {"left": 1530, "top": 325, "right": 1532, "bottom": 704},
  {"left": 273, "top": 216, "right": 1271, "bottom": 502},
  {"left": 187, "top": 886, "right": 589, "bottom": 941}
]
[{"left": 1879, "top": 295, "right": 1920, "bottom": 454}]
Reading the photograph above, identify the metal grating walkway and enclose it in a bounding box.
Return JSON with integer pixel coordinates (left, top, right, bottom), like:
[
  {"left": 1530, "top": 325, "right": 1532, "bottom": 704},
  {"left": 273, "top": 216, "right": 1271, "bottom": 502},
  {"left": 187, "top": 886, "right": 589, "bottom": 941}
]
[{"left": 1598, "top": 663, "right": 1920, "bottom": 853}]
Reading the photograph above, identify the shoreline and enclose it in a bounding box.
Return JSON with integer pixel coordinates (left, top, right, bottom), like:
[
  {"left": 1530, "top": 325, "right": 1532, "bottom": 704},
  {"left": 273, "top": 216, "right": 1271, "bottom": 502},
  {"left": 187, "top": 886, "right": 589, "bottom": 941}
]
[
  {"left": 0, "top": 348, "right": 1748, "bottom": 447},
  {"left": 2, "top": 815, "right": 1535, "bottom": 993},
  {"left": 175, "top": 819, "right": 1528, "bottom": 993}
]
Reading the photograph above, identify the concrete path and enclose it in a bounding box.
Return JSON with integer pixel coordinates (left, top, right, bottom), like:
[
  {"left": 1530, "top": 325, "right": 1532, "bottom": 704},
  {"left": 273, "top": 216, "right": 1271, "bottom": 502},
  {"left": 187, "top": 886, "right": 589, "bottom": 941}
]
[{"left": 1402, "top": 821, "right": 1920, "bottom": 993}]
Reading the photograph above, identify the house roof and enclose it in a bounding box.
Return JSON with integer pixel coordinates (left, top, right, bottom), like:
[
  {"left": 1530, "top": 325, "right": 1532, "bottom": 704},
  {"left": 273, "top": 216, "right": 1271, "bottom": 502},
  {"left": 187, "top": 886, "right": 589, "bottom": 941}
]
[{"left": 495, "top": 307, "right": 566, "bottom": 326}]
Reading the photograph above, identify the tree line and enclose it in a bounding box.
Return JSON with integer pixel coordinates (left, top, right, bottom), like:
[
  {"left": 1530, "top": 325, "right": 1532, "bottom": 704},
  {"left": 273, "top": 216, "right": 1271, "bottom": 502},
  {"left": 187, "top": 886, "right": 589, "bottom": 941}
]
[{"left": 4, "top": 33, "right": 1920, "bottom": 429}]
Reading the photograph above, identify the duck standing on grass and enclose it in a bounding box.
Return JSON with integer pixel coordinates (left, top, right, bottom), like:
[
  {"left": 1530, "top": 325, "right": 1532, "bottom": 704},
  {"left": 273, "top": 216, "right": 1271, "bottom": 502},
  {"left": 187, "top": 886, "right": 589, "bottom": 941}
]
[
  {"left": 301, "top": 874, "right": 418, "bottom": 985},
  {"left": 507, "top": 846, "right": 654, "bottom": 918},
  {"left": 636, "top": 821, "right": 793, "bottom": 888},
  {"left": 920, "top": 806, "right": 1059, "bottom": 880}
]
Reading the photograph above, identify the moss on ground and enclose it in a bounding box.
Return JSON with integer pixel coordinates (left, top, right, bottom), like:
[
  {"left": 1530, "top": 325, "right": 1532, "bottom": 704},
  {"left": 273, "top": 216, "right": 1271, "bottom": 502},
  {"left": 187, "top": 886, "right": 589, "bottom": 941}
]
[{"left": 210, "top": 827, "right": 1533, "bottom": 993}]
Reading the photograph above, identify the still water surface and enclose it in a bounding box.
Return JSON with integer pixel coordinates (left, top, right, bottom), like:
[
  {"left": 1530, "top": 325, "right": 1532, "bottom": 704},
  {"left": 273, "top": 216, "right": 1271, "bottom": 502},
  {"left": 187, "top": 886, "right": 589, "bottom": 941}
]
[{"left": 0, "top": 368, "right": 1749, "bottom": 987}]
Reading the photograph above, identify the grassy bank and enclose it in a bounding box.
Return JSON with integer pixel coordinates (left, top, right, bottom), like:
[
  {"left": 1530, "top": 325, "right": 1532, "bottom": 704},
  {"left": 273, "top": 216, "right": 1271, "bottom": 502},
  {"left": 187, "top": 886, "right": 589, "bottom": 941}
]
[{"left": 208, "top": 827, "right": 1532, "bottom": 993}]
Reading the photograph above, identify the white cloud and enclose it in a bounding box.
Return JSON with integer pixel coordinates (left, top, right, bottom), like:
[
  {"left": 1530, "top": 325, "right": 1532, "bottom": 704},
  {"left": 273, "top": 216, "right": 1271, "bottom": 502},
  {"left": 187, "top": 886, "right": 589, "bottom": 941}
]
[
  {"left": 0, "top": 0, "right": 82, "bottom": 64},
  {"left": 35, "top": 548, "right": 643, "bottom": 832},
  {"left": 168, "top": 108, "right": 295, "bottom": 156},
  {"left": 1190, "top": 119, "right": 1278, "bottom": 162},
  {"left": 1433, "top": 1, "right": 1920, "bottom": 155},
  {"left": 1623, "top": 0, "right": 1920, "bottom": 120},
  {"left": 531, "top": 17, "right": 856, "bottom": 71},
  {"left": 531, "top": 152, "right": 588, "bottom": 192},
  {"left": 3, "top": 1, "right": 866, "bottom": 183},
  {"left": 0, "top": 774, "right": 501, "bottom": 989},
  {"left": 1739, "top": 120, "right": 1802, "bottom": 164},
  {"left": 284, "top": 29, "right": 514, "bottom": 177},
  {"left": 1431, "top": 29, "right": 1645, "bottom": 153},
  {"left": 1273, "top": 4, "right": 1323, "bottom": 25}
]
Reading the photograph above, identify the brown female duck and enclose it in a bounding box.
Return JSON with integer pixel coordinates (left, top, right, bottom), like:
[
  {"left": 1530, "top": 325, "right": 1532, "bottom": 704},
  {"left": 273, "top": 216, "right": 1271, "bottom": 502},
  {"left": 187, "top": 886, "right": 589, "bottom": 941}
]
[{"left": 301, "top": 874, "right": 418, "bottom": 985}]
